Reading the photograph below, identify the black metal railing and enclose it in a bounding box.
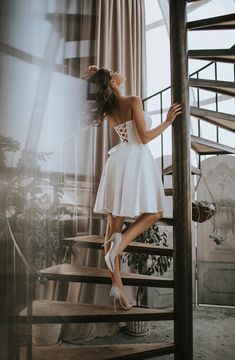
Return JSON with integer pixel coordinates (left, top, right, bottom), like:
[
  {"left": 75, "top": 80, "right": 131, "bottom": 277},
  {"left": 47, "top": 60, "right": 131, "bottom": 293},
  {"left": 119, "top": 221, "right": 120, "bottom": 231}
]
[{"left": 142, "top": 60, "right": 234, "bottom": 173}]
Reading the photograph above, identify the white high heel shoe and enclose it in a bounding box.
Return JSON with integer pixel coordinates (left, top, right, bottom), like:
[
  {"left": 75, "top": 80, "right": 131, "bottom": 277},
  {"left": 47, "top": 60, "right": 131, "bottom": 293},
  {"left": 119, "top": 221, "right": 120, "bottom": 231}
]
[
  {"left": 103, "top": 233, "right": 122, "bottom": 273},
  {"left": 110, "top": 285, "right": 132, "bottom": 312}
]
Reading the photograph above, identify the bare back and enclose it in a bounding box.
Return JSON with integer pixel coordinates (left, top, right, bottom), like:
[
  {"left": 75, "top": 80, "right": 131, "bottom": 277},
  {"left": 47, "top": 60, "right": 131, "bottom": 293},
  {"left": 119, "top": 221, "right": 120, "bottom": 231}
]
[{"left": 106, "top": 96, "right": 135, "bottom": 128}]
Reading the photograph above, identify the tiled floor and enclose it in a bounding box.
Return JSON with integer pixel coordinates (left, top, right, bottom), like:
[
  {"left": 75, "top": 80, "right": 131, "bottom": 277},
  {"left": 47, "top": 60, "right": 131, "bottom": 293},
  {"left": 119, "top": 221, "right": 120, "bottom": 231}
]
[{"left": 72, "top": 305, "right": 235, "bottom": 360}]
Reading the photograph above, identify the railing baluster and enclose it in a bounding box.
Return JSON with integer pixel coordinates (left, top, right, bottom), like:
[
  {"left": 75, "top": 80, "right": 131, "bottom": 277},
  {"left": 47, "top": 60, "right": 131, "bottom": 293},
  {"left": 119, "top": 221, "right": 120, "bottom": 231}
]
[
  {"left": 160, "top": 92, "right": 164, "bottom": 184},
  {"left": 26, "top": 269, "right": 33, "bottom": 360},
  {"left": 214, "top": 62, "right": 219, "bottom": 143},
  {"left": 196, "top": 72, "right": 201, "bottom": 138},
  {"left": 196, "top": 71, "right": 201, "bottom": 170}
]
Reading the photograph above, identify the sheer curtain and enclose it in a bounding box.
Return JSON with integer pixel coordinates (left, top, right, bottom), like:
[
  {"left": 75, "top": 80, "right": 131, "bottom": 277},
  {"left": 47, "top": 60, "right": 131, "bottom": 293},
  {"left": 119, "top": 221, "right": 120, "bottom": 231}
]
[{"left": 0, "top": 0, "right": 146, "bottom": 350}]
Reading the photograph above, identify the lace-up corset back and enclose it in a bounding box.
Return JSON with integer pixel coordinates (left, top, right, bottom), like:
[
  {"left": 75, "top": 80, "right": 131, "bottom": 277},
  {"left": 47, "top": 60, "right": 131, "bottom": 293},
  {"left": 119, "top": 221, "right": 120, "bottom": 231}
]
[
  {"left": 114, "top": 113, "right": 152, "bottom": 144},
  {"left": 114, "top": 122, "right": 129, "bottom": 143}
]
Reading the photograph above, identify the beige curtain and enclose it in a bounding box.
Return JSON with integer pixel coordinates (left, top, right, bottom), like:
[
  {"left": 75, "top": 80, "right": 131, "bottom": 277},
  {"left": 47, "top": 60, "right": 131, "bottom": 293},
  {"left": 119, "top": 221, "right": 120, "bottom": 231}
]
[
  {"left": 96, "top": 0, "right": 147, "bottom": 97},
  {"left": 62, "top": 0, "right": 147, "bottom": 343},
  {"left": 37, "top": 0, "right": 147, "bottom": 342},
  {"left": 94, "top": 0, "right": 147, "bottom": 177}
]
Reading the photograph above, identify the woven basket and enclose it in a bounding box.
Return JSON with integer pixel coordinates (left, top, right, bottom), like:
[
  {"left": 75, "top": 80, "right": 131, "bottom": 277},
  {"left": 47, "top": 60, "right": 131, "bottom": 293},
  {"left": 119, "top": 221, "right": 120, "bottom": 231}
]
[
  {"left": 125, "top": 306, "right": 150, "bottom": 337},
  {"left": 192, "top": 200, "right": 217, "bottom": 223},
  {"left": 125, "top": 320, "right": 150, "bottom": 337},
  {"left": 32, "top": 324, "right": 62, "bottom": 346}
]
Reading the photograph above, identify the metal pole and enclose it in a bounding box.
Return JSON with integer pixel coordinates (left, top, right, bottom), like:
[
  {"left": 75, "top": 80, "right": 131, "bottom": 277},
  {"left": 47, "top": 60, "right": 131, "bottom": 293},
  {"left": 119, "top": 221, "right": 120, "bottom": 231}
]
[
  {"left": 26, "top": 269, "right": 33, "bottom": 360},
  {"left": 170, "top": 1, "right": 193, "bottom": 359},
  {"left": 160, "top": 92, "right": 164, "bottom": 184}
]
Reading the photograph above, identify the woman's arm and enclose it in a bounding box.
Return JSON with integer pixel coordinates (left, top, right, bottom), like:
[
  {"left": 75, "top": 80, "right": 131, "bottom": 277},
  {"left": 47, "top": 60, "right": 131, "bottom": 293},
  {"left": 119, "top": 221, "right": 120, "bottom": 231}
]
[{"left": 131, "top": 96, "right": 182, "bottom": 144}]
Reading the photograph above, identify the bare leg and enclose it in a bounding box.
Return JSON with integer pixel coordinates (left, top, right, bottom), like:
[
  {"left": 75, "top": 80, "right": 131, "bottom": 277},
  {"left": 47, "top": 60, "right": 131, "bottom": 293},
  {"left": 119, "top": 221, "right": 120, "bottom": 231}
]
[
  {"left": 104, "top": 211, "right": 162, "bottom": 306},
  {"left": 104, "top": 214, "right": 124, "bottom": 289},
  {"left": 115, "top": 211, "right": 163, "bottom": 256},
  {"left": 104, "top": 214, "right": 131, "bottom": 305}
]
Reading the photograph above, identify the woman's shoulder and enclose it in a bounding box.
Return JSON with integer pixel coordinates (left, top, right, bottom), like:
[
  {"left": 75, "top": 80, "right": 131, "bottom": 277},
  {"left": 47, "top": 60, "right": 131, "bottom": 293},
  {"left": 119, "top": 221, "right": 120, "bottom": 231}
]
[
  {"left": 123, "top": 95, "right": 141, "bottom": 101},
  {"left": 120, "top": 95, "right": 142, "bottom": 106}
]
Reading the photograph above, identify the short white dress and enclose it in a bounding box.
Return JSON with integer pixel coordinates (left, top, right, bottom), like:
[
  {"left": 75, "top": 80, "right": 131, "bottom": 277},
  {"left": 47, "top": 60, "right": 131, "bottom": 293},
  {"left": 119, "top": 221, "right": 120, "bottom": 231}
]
[{"left": 93, "top": 113, "right": 166, "bottom": 218}]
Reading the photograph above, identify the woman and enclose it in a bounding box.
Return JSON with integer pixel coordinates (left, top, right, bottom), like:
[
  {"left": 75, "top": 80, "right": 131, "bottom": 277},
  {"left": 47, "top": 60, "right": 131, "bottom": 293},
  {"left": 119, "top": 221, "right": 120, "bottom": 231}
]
[{"left": 86, "top": 65, "right": 182, "bottom": 311}]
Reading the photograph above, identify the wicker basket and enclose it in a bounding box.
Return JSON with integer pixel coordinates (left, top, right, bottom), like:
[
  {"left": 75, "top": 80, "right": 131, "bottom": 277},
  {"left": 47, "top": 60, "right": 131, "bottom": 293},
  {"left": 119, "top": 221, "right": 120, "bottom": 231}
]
[
  {"left": 192, "top": 200, "right": 217, "bottom": 223},
  {"left": 125, "top": 320, "right": 150, "bottom": 337},
  {"left": 32, "top": 324, "right": 62, "bottom": 346},
  {"left": 125, "top": 306, "right": 150, "bottom": 337}
]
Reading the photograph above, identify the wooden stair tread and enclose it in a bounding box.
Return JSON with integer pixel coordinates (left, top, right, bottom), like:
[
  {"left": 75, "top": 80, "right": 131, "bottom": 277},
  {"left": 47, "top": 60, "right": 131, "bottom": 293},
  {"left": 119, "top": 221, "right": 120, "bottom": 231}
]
[
  {"left": 63, "top": 235, "right": 173, "bottom": 256},
  {"left": 191, "top": 135, "right": 235, "bottom": 155},
  {"left": 93, "top": 214, "right": 174, "bottom": 226},
  {"left": 162, "top": 164, "right": 201, "bottom": 176},
  {"left": 20, "top": 342, "right": 175, "bottom": 360},
  {"left": 190, "top": 106, "right": 235, "bottom": 132},
  {"left": 188, "top": 47, "right": 235, "bottom": 63},
  {"left": 187, "top": 13, "right": 235, "bottom": 30},
  {"left": 19, "top": 300, "right": 174, "bottom": 323},
  {"left": 39, "top": 264, "right": 174, "bottom": 288},
  {"left": 164, "top": 187, "right": 173, "bottom": 196},
  {"left": 189, "top": 78, "right": 235, "bottom": 97}
]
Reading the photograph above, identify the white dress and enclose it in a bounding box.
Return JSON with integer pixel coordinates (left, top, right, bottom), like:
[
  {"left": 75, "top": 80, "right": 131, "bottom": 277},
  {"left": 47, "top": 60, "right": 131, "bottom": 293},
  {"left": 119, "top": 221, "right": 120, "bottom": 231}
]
[{"left": 93, "top": 113, "right": 166, "bottom": 218}]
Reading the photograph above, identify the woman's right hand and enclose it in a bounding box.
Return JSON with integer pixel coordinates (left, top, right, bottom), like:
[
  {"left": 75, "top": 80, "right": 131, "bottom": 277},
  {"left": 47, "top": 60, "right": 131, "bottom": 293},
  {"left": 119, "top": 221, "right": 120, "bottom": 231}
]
[
  {"left": 166, "top": 103, "right": 182, "bottom": 124},
  {"left": 86, "top": 65, "right": 98, "bottom": 76}
]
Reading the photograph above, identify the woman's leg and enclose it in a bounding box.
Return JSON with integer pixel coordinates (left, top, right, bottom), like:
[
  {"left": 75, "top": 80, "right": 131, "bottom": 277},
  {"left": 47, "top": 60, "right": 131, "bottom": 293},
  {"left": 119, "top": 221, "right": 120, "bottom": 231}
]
[
  {"left": 115, "top": 211, "right": 163, "bottom": 256},
  {"left": 104, "top": 214, "right": 133, "bottom": 306},
  {"left": 104, "top": 214, "right": 125, "bottom": 289},
  {"left": 104, "top": 211, "right": 162, "bottom": 306}
]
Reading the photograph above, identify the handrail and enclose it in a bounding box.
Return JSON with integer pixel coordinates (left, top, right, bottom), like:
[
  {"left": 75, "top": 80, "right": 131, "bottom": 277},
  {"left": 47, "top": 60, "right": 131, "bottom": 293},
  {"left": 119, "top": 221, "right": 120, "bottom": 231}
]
[
  {"left": 142, "top": 85, "right": 171, "bottom": 103},
  {"left": 141, "top": 59, "right": 216, "bottom": 187},
  {"left": 142, "top": 60, "right": 215, "bottom": 103},
  {"left": 189, "top": 60, "right": 214, "bottom": 78}
]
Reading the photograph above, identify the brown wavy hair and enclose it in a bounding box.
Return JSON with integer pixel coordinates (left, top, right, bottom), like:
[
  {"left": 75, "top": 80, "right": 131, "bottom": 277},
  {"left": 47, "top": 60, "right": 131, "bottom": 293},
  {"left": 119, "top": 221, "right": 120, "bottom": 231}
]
[{"left": 87, "top": 68, "right": 120, "bottom": 126}]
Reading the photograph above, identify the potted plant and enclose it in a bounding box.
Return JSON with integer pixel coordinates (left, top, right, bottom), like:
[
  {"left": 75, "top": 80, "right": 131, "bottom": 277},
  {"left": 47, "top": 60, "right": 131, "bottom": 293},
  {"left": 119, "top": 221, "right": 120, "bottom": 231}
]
[{"left": 121, "top": 222, "right": 172, "bottom": 336}]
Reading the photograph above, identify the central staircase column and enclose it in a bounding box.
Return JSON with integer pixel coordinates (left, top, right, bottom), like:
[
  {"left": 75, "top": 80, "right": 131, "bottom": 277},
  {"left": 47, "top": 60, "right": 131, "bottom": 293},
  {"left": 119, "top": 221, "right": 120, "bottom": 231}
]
[{"left": 170, "top": 0, "right": 193, "bottom": 359}]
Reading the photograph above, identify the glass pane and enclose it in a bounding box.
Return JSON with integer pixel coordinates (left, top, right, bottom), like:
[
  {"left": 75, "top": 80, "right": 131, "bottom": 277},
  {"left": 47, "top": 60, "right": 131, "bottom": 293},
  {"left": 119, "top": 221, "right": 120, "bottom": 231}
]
[
  {"left": 146, "top": 26, "right": 170, "bottom": 95},
  {"left": 145, "top": 0, "right": 162, "bottom": 25}
]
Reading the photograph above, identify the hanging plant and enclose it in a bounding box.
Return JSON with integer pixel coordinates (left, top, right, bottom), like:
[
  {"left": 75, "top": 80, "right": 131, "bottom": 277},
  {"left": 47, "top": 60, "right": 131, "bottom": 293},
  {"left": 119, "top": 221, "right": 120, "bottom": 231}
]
[
  {"left": 208, "top": 211, "right": 225, "bottom": 245},
  {"left": 192, "top": 200, "right": 218, "bottom": 223}
]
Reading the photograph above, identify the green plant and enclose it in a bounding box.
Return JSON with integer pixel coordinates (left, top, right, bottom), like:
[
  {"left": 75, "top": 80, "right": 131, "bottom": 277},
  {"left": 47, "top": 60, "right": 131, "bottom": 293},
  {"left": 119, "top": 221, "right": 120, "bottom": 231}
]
[
  {"left": 121, "top": 222, "right": 172, "bottom": 306},
  {"left": 209, "top": 216, "right": 224, "bottom": 245},
  {"left": 7, "top": 149, "right": 69, "bottom": 270}
]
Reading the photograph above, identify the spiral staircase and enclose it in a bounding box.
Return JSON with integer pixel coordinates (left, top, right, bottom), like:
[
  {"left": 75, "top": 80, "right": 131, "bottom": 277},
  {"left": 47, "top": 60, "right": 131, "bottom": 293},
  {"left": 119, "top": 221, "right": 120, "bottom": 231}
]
[{"left": 14, "top": 5, "right": 235, "bottom": 360}]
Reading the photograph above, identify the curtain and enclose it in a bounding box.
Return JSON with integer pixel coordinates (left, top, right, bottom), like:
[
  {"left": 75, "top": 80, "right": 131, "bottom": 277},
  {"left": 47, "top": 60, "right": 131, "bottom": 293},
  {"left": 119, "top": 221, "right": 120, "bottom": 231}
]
[
  {"left": 63, "top": 0, "right": 147, "bottom": 343},
  {"left": 96, "top": 0, "right": 147, "bottom": 97},
  {"left": 35, "top": 0, "right": 147, "bottom": 342}
]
